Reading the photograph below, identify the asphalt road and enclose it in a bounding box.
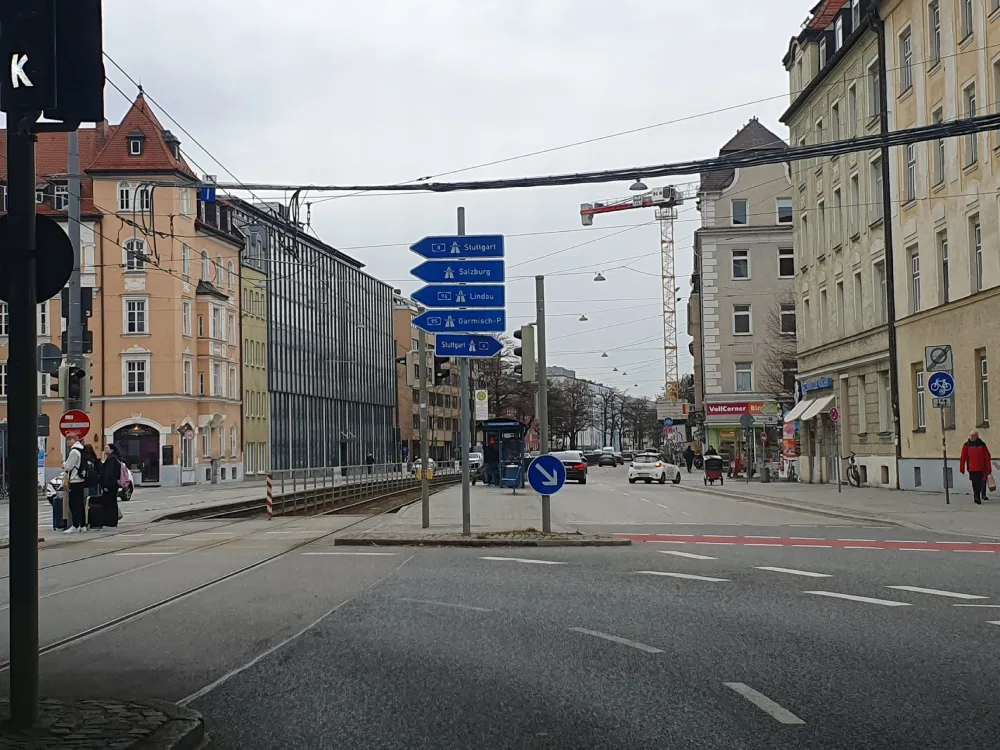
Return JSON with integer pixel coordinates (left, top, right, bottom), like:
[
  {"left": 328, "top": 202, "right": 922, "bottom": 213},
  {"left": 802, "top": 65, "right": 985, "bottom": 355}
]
[{"left": 1, "top": 466, "right": 998, "bottom": 748}]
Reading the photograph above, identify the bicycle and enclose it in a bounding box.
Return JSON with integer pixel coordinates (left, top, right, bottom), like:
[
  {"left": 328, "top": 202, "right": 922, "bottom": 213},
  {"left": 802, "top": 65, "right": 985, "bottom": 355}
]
[{"left": 842, "top": 452, "right": 861, "bottom": 488}]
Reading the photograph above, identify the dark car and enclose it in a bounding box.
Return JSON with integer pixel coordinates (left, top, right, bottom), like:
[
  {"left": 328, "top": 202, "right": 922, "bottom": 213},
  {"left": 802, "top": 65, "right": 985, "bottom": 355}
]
[
  {"left": 583, "top": 451, "right": 602, "bottom": 466},
  {"left": 598, "top": 452, "right": 618, "bottom": 468},
  {"left": 621, "top": 451, "right": 635, "bottom": 464},
  {"left": 552, "top": 451, "right": 588, "bottom": 484}
]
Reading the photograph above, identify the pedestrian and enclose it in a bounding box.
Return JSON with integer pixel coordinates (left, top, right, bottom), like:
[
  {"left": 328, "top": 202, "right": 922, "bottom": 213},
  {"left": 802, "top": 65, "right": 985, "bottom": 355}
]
[
  {"left": 61, "top": 438, "right": 95, "bottom": 532},
  {"left": 99, "top": 444, "right": 124, "bottom": 528},
  {"left": 959, "top": 430, "right": 993, "bottom": 505},
  {"left": 366, "top": 452, "right": 375, "bottom": 475},
  {"left": 83, "top": 443, "right": 103, "bottom": 529},
  {"left": 683, "top": 444, "right": 695, "bottom": 473}
]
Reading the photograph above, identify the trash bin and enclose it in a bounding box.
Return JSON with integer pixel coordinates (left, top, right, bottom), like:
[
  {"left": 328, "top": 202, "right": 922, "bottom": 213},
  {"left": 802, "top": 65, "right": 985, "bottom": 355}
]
[{"left": 761, "top": 465, "right": 771, "bottom": 483}]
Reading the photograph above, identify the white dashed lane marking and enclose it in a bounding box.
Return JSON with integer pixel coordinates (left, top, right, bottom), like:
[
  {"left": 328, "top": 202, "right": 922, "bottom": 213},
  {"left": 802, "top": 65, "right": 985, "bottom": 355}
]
[
  {"left": 804, "top": 591, "right": 911, "bottom": 607},
  {"left": 658, "top": 550, "right": 717, "bottom": 560},
  {"left": 568, "top": 627, "right": 663, "bottom": 654},
  {"left": 399, "top": 598, "right": 492, "bottom": 612},
  {"left": 480, "top": 557, "right": 566, "bottom": 565},
  {"left": 756, "top": 566, "right": 832, "bottom": 578},
  {"left": 724, "top": 682, "right": 805, "bottom": 725},
  {"left": 886, "top": 586, "right": 987, "bottom": 600},
  {"left": 636, "top": 571, "right": 729, "bottom": 582}
]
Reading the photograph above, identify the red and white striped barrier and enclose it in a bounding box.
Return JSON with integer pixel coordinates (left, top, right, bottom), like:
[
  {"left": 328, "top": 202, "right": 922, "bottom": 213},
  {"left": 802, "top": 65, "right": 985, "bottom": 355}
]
[{"left": 266, "top": 473, "right": 273, "bottom": 520}]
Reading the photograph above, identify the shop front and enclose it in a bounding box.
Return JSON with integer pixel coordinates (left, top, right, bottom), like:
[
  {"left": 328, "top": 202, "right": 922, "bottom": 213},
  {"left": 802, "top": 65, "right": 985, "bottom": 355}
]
[
  {"left": 783, "top": 377, "right": 837, "bottom": 484},
  {"left": 704, "top": 401, "right": 784, "bottom": 469}
]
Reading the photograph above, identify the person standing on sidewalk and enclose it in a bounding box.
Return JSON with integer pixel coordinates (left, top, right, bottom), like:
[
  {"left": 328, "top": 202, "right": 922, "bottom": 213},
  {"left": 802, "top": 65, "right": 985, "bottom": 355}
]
[
  {"left": 959, "top": 430, "right": 993, "bottom": 505},
  {"left": 61, "top": 439, "right": 92, "bottom": 532}
]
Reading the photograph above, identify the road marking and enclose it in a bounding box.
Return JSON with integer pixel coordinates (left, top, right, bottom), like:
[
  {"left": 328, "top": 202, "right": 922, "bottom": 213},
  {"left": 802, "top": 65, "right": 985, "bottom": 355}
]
[
  {"left": 804, "top": 591, "right": 911, "bottom": 607},
  {"left": 756, "top": 566, "right": 832, "bottom": 578},
  {"left": 838, "top": 538, "right": 876, "bottom": 542},
  {"left": 568, "top": 627, "right": 663, "bottom": 654},
  {"left": 954, "top": 604, "right": 1000, "bottom": 608},
  {"left": 746, "top": 535, "right": 781, "bottom": 539},
  {"left": 695, "top": 541, "right": 734, "bottom": 546},
  {"left": 843, "top": 546, "right": 879, "bottom": 550},
  {"left": 987, "top": 621, "right": 1000, "bottom": 626},
  {"left": 656, "top": 503, "right": 670, "bottom": 509},
  {"left": 480, "top": 556, "right": 566, "bottom": 565},
  {"left": 723, "top": 682, "right": 805, "bottom": 725},
  {"left": 659, "top": 550, "right": 717, "bottom": 560},
  {"left": 636, "top": 571, "right": 729, "bottom": 582},
  {"left": 114, "top": 552, "right": 177, "bottom": 556},
  {"left": 168, "top": 494, "right": 193, "bottom": 499},
  {"left": 796, "top": 544, "right": 833, "bottom": 548},
  {"left": 744, "top": 543, "right": 783, "bottom": 547},
  {"left": 149, "top": 533, "right": 179, "bottom": 537},
  {"left": 681, "top": 511, "right": 691, "bottom": 516},
  {"left": 898, "top": 548, "right": 939, "bottom": 552},
  {"left": 199, "top": 532, "right": 236, "bottom": 536},
  {"left": 302, "top": 552, "right": 397, "bottom": 556},
  {"left": 886, "top": 585, "right": 987, "bottom": 600},
  {"left": 399, "top": 598, "right": 492, "bottom": 612},
  {"left": 790, "top": 537, "right": 824, "bottom": 540}
]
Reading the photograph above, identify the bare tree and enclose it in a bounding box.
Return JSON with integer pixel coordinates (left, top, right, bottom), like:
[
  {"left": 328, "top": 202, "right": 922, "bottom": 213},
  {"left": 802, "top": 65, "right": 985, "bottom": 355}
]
[
  {"left": 548, "top": 379, "right": 596, "bottom": 449},
  {"left": 758, "top": 292, "right": 798, "bottom": 407},
  {"left": 469, "top": 335, "right": 537, "bottom": 424}
]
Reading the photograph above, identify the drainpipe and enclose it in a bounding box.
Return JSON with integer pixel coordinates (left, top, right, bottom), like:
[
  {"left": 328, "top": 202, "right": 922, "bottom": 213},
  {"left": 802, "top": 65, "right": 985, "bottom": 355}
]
[{"left": 872, "top": 9, "right": 903, "bottom": 489}]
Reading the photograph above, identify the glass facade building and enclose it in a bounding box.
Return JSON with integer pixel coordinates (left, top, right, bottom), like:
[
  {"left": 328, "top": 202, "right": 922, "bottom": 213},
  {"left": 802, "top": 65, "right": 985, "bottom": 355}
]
[{"left": 231, "top": 200, "right": 396, "bottom": 469}]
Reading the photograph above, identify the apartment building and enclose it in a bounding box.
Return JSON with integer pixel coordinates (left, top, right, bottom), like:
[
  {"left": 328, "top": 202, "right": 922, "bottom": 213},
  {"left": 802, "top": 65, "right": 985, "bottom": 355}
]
[
  {"left": 881, "top": 0, "right": 999, "bottom": 491},
  {"left": 240, "top": 223, "right": 269, "bottom": 477},
  {"left": 692, "top": 119, "right": 797, "bottom": 463},
  {"left": 780, "top": 0, "right": 897, "bottom": 487}
]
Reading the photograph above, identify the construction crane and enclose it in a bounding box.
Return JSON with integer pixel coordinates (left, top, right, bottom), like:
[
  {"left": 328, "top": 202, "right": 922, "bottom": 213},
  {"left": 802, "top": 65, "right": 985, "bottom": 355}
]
[{"left": 580, "top": 184, "right": 684, "bottom": 394}]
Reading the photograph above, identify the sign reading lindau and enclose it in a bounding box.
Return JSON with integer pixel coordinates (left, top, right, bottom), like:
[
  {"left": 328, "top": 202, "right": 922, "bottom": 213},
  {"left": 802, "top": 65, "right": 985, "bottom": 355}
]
[
  {"left": 435, "top": 334, "right": 504, "bottom": 358},
  {"left": 413, "top": 310, "right": 506, "bottom": 334},
  {"left": 412, "top": 284, "right": 505, "bottom": 309},
  {"left": 410, "top": 235, "right": 505, "bottom": 260},
  {"left": 410, "top": 259, "right": 505, "bottom": 284}
]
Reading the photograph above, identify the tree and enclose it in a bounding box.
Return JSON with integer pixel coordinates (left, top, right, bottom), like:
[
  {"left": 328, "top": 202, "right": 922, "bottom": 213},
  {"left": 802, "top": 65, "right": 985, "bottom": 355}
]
[
  {"left": 468, "top": 335, "right": 537, "bottom": 425},
  {"left": 758, "top": 293, "right": 798, "bottom": 407},
  {"left": 547, "top": 378, "right": 596, "bottom": 449}
]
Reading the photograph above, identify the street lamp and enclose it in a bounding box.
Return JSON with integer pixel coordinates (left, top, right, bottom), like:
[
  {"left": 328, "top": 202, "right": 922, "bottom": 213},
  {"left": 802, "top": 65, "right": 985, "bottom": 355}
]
[
  {"left": 601, "top": 352, "right": 609, "bottom": 358},
  {"left": 579, "top": 314, "right": 589, "bottom": 322},
  {"left": 593, "top": 272, "right": 606, "bottom": 282},
  {"left": 630, "top": 178, "right": 648, "bottom": 191}
]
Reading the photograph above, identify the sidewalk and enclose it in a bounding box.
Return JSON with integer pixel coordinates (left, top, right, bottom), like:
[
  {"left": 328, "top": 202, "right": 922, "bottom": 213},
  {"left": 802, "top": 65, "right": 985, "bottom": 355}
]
[{"left": 687, "top": 477, "right": 1000, "bottom": 539}]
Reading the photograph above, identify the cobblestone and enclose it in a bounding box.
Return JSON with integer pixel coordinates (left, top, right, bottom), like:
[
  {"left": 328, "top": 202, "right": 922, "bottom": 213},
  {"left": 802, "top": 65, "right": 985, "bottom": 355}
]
[{"left": 0, "top": 698, "right": 203, "bottom": 749}]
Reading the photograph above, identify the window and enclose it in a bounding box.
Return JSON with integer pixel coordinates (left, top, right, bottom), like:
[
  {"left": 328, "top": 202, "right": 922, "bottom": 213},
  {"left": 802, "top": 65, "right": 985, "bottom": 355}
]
[
  {"left": 780, "top": 303, "right": 796, "bottom": 334},
  {"left": 909, "top": 247, "right": 921, "bottom": 313},
  {"left": 782, "top": 360, "right": 798, "bottom": 393},
  {"left": 847, "top": 85, "right": 857, "bottom": 138},
  {"left": 929, "top": 2, "right": 941, "bottom": 65},
  {"left": 870, "top": 158, "right": 884, "bottom": 222},
  {"left": 199, "top": 371, "right": 205, "bottom": 396},
  {"left": 125, "top": 360, "right": 147, "bottom": 394},
  {"left": 803, "top": 297, "right": 811, "bottom": 336},
  {"left": 731, "top": 249, "right": 750, "bottom": 279},
  {"left": 203, "top": 428, "right": 211, "bottom": 459},
  {"left": 201, "top": 251, "right": 211, "bottom": 281},
  {"left": 832, "top": 101, "right": 841, "bottom": 142},
  {"left": 53, "top": 183, "right": 68, "bottom": 211},
  {"left": 733, "top": 304, "right": 752, "bottom": 335},
  {"left": 875, "top": 260, "right": 888, "bottom": 324},
  {"left": 817, "top": 200, "right": 826, "bottom": 253},
  {"left": 117, "top": 181, "right": 131, "bottom": 212},
  {"left": 846, "top": 174, "right": 860, "bottom": 238},
  {"left": 183, "top": 300, "right": 192, "bottom": 337},
  {"left": 182, "top": 244, "right": 191, "bottom": 277},
  {"left": 129, "top": 137, "right": 142, "bottom": 156},
  {"left": 962, "top": 0, "right": 974, "bottom": 39},
  {"left": 735, "top": 362, "right": 753, "bottom": 393},
  {"left": 0, "top": 363, "right": 6, "bottom": 396},
  {"left": 832, "top": 188, "right": 842, "bottom": 245},
  {"left": 932, "top": 109, "right": 945, "bottom": 185},
  {"left": 816, "top": 118, "right": 824, "bottom": 148},
  {"left": 971, "top": 216, "right": 983, "bottom": 292},
  {"left": 858, "top": 375, "right": 868, "bottom": 433},
  {"left": 819, "top": 37, "right": 827, "bottom": 68},
  {"left": 820, "top": 288, "right": 829, "bottom": 337},
  {"left": 915, "top": 367, "right": 927, "bottom": 431},
  {"left": 878, "top": 371, "right": 892, "bottom": 432},
  {"left": 216, "top": 256, "right": 224, "bottom": 285},
  {"left": 227, "top": 261, "right": 235, "bottom": 290},
  {"left": 136, "top": 185, "right": 151, "bottom": 213},
  {"left": 125, "top": 298, "right": 147, "bottom": 334},
  {"left": 229, "top": 365, "right": 237, "bottom": 399},
  {"left": 800, "top": 215, "right": 809, "bottom": 261},
  {"left": 776, "top": 197, "right": 793, "bottom": 224},
  {"left": 3, "top": 302, "right": 13, "bottom": 335},
  {"left": 835, "top": 16, "right": 844, "bottom": 50},
  {"left": 899, "top": 28, "right": 913, "bottom": 92},
  {"left": 731, "top": 199, "right": 748, "bottom": 226},
  {"left": 124, "top": 238, "right": 145, "bottom": 271},
  {"left": 979, "top": 351, "right": 990, "bottom": 426},
  {"left": 778, "top": 247, "right": 795, "bottom": 278},
  {"left": 965, "top": 85, "right": 978, "bottom": 166},
  {"left": 938, "top": 231, "right": 950, "bottom": 304},
  {"left": 852, "top": 0, "right": 861, "bottom": 29},
  {"left": 37, "top": 301, "right": 49, "bottom": 336},
  {"left": 905, "top": 144, "right": 917, "bottom": 203},
  {"left": 211, "top": 306, "right": 224, "bottom": 340},
  {"left": 184, "top": 359, "right": 193, "bottom": 395},
  {"left": 868, "top": 62, "right": 881, "bottom": 119},
  {"left": 228, "top": 312, "right": 236, "bottom": 345},
  {"left": 836, "top": 281, "right": 846, "bottom": 336},
  {"left": 198, "top": 315, "right": 204, "bottom": 338},
  {"left": 230, "top": 426, "right": 238, "bottom": 458},
  {"left": 179, "top": 188, "right": 191, "bottom": 217},
  {"left": 212, "top": 363, "right": 225, "bottom": 397}
]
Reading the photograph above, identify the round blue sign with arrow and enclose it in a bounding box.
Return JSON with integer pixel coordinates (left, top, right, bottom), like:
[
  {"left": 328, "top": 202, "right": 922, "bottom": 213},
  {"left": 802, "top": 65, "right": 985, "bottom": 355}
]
[
  {"left": 663, "top": 417, "right": 673, "bottom": 427},
  {"left": 528, "top": 454, "right": 567, "bottom": 495},
  {"left": 928, "top": 371, "right": 956, "bottom": 399}
]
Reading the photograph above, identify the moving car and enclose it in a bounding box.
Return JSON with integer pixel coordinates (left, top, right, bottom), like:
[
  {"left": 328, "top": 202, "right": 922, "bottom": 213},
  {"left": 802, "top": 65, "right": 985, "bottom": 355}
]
[
  {"left": 467, "top": 452, "right": 484, "bottom": 471},
  {"left": 411, "top": 458, "right": 437, "bottom": 475},
  {"left": 598, "top": 452, "right": 618, "bottom": 468},
  {"left": 551, "top": 450, "right": 588, "bottom": 484},
  {"left": 583, "top": 451, "right": 602, "bottom": 466},
  {"left": 628, "top": 452, "right": 681, "bottom": 485},
  {"left": 621, "top": 451, "right": 635, "bottom": 463}
]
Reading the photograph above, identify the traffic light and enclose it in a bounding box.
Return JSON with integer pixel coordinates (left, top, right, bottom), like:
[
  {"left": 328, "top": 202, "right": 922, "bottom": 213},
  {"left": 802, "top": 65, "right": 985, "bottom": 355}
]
[
  {"left": 59, "top": 360, "right": 91, "bottom": 412},
  {"left": 513, "top": 324, "right": 536, "bottom": 383},
  {"left": 433, "top": 357, "right": 451, "bottom": 386}
]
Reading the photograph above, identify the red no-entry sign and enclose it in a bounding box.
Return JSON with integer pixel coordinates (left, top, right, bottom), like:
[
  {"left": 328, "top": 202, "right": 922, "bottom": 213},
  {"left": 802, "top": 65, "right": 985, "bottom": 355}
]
[{"left": 59, "top": 410, "right": 91, "bottom": 440}]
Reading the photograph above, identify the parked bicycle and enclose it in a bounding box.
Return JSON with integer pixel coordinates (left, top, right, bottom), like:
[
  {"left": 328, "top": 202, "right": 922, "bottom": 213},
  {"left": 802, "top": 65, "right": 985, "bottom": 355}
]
[{"left": 842, "top": 452, "right": 861, "bottom": 488}]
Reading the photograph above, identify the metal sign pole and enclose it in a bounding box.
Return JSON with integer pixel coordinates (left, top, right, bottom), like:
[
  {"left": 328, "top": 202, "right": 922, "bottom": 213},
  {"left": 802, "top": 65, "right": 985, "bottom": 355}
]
[
  {"left": 941, "top": 406, "right": 950, "bottom": 505},
  {"left": 536, "top": 275, "right": 551, "bottom": 533},
  {"left": 418, "top": 327, "right": 430, "bottom": 527},
  {"left": 458, "top": 208, "right": 471, "bottom": 537}
]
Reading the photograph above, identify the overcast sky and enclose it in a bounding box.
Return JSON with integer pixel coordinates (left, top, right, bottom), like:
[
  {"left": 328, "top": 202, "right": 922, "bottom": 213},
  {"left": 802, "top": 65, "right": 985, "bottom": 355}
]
[{"left": 98, "top": 0, "right": 806, "bottom": 397}]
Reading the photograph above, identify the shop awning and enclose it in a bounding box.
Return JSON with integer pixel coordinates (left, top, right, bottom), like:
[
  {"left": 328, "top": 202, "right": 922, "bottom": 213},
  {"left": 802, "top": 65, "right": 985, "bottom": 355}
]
[
  {"left": 783, "top": 399, "right": 812, "bottom": 423},
  {"left": 800, "top": 394, "right": 836, "bottom": 421}
]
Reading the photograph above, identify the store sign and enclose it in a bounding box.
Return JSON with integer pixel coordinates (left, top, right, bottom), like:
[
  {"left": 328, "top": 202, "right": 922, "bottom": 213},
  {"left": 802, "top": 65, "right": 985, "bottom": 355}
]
[
  {"left": 705, "top": 402, "right": 781, "bottom": 417},
  {"left": 801, "top": 377, "right": 834, "bottom": 392}
]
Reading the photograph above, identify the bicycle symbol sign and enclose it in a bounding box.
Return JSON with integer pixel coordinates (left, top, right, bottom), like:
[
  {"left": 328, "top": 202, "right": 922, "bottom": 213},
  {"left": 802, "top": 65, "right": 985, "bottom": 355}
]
[{"left": 927, "top": 371, "right": 956, "bottom": 399}]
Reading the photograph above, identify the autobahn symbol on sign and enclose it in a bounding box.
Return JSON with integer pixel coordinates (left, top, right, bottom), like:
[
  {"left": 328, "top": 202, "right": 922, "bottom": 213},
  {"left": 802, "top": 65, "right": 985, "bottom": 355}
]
[{"left": 528, "top": 454, "right": 567, "bottom": 495}]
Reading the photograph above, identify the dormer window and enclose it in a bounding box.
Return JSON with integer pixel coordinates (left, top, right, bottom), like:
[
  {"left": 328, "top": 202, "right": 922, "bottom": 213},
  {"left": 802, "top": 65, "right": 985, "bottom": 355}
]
[
  {"left": 162, "top": 130, "right": 181, "bottom": 159},
  {"left": 819, "top": 37, "right": 827, "bottom": 68},
  {"left": 127, "top": 128, "right": 146, "bottom": 157}
]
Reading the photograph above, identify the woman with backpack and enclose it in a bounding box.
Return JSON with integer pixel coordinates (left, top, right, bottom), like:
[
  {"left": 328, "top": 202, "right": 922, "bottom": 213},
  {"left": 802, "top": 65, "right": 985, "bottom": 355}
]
[
  {"left": 99, "top": 444, "right": 124, "bottom": 529},
  {"left": 82, "top": 444, "right": 104, "bottom": 529}
]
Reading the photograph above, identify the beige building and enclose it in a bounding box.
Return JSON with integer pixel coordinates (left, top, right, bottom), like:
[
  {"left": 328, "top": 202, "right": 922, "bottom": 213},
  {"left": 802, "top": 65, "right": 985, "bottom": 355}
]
[
  {"left": 0, "top": 93, "right": 243, "bottom": 486},
  {"left": 880, "top": 0, "right": 998, "bottom": 491},
  {"left": 781, "top": 0, "right": 897, "bottom": 487},
  {"left": 693, "top": 119, "right": 797, "bottom": 462},
  {"left": 392, "top": 295, "right": 460, "bottom": 462},
  {"left": 240, "top": 227, "right": 269, "bottom": 477}
]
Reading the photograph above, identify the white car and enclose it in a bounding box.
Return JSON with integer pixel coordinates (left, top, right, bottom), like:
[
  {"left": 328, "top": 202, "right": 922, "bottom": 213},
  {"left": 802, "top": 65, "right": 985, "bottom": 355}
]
[
  {"left": 628, "top": 453, "right": 681, "bottom": 485},
  {"left": 411, "top": 458, "right": 437, "bottom": 475},
  {"left": 467, "top": 452, "right": 484, "bottom": 471}
]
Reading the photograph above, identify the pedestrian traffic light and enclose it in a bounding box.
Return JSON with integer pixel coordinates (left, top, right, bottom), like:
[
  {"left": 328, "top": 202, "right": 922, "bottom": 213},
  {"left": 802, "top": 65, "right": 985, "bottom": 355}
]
[
  {"left": 433, "top": 357, "right": 451, "bottom": 386},
  {"left": 64, "top": 360, "right": 90, "bottom": 412},
  {"left": 513, "top": 324, "right": 536, "bottom": 383}
]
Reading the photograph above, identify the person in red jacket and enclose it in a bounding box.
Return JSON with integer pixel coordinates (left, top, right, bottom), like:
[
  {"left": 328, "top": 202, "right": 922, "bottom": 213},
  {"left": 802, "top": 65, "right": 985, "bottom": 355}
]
[{"left": 959, "top": 430, "right": 993, "bottom": 505}]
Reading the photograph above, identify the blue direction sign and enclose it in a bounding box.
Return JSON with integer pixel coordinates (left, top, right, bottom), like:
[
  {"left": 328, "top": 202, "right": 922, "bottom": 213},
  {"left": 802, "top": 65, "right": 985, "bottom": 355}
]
[
  {"left": 663, "top": 417, "right": 673, "bottom": 427},
  {"left": 412, "top": 284, "right": 505, "bottom": 309},
  {"left": 528, "top": 454, "right": 567, "bottom": 495},
  {"left": 410, "top": 235, "right": 505, "bottom": 260},
  {"left": 413, "top": 310, "right": 506, "bottom": 334},
  {"left": 928, "top": 371, "right": 956, "bottom": 399},
  {"left": 410, "top": 260, "right": 505, "bottom": 284},
  {"left": 435, "top": 334, "right": 503, "bottom": 358}
]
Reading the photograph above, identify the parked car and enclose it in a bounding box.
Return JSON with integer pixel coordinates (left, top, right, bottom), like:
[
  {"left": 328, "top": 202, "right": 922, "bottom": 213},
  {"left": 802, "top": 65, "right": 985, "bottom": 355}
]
[
  {"left": 411, "top": 458, "right": 437, "bottom": 475},
  {"left": 598, "top": 452, "right": 618, "bottom": 468},
  {"left": 628, "top": 452, "right": 681, "bottom": 485},
  {"left": 551, "top": 450, "right": 588, "bottom": 484},
  {"left": 467, "top": 452, "right": 484, "bottom": 471}
]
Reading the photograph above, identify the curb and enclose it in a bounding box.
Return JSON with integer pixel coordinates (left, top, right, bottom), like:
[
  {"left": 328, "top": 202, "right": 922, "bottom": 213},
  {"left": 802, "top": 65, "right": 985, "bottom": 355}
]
[
  {"left": 334, "top": 536, "right": 631, "bottom": 548},
  {"left": 136, "top": 700, "right": 205, "bottom": 750}
]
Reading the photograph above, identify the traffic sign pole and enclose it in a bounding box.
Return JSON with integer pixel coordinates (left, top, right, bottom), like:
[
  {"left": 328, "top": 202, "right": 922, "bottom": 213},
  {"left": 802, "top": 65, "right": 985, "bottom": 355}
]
[
  {"left": 536, "top": 275, "right": 551, "bottom": 533},
  {"left": 457, "top": 209, "right": 472, "bottom": 537},
  {"left": 941, "top": 405, "right": 950, "bottom": 505}
]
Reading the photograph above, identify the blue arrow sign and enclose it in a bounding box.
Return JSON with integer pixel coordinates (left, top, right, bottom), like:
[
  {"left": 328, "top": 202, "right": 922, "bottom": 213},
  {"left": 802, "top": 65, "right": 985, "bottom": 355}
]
[
  {"left": 412, "top": 284, "right": 505, "bottom": 309},
  {"left": 928, "top": 371, "right": 956, "bottom": 399},
  {"left": 410, "top": 260, "right": 505, "bottom": 284},
  {"left": 412, "top": 310, "right": 506, "bottom": 334},
  {"left": 528, "top": 454, "right": 567, "bottom": 495},
  {"left": 435, "top": 334, "right": 504, "bottom": 358},
  {"left": 410, "top": 235, "right": 505, "bottom": 259}
]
